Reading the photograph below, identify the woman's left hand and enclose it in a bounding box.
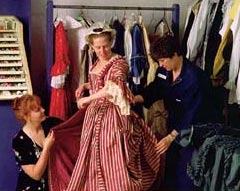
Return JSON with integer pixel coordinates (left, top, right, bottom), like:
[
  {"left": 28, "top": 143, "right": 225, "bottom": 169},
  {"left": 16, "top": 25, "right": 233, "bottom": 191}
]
[{"left": 77, "top": 97, "right": 90, "bottom": 109}]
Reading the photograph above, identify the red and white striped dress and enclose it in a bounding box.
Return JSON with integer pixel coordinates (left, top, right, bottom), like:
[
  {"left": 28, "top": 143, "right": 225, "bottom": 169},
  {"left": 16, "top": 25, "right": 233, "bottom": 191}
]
[{"left": 50, "top": 55, "right": 161, "bottom": 191}]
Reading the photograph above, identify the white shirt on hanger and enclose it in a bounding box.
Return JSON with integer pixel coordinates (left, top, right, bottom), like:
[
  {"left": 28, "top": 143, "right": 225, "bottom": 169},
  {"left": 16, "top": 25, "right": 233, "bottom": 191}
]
[
  {"left": 186, "top": 0, "right": 215, "bottom": 62},
  {"left": 223, "top": 2, "right": 240, "bottom": 104}
]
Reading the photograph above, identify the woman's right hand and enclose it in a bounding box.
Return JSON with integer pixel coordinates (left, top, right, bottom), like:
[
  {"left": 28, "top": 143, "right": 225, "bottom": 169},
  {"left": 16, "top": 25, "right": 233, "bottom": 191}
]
[
  {"left": 75, "top": 84, "right": 85, "bottom": 99},
  {"left": 77, "top": 96, "right": 91, "bottom": 109},
  {"left": 44, "top": 130, "right": 55, "bottom": 150}
]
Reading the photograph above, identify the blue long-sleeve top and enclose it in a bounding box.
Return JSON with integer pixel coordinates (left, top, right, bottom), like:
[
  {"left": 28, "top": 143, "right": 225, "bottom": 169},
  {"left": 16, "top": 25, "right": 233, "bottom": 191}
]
[{"left": 142, "top": 58, "right": 216, "bottom": 137}]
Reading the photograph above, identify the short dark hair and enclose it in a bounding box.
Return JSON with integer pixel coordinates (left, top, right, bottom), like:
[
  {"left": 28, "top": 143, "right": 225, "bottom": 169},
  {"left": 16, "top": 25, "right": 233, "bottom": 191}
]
[{"left": 150, "top": 35, "right": 182, "bottom": 62}]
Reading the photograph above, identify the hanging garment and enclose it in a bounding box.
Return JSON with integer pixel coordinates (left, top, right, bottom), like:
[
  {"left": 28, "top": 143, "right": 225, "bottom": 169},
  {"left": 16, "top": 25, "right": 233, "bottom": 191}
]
[
  {"left": 188, "top": 134, "right": 240, "bottom": 191},
  {"left": 203, "top": 0, "right": 224, "bottom": 77},
  {"left": 154, "top": 16, "right": 173, "bottom": 36},
  {"left": 48, "top": 55, "right": 161, "bottom": 191},
  {"left": 123, "top": 17, "right": 133, "bottom": 70},
  {"left": 224, "top": 6, "right": 240, "bottom": 104},
  {"left": 186, "top": 0, "right": 219, "bottom": 68},
  {"left": 147, "top": 99, "right": 168, "bottom": 140},
  {"left": 130, "top": 23, "right": 148, "bottom": 94},
  {"left": 64, "top": 16, "right": 89, "bottom": 102},
  {"left": 111, "top": 18, "right": 125, "bottom": 56},
  {"left": 138, "top": 15, "right": 158, "bottom": 85},
  {"left": 130, "top": 23, "right": 148, "bottom": 117},
  {"left": 212, "top": 20, "right": 232, "bottom": 78},
  {"left": 49, "top": 21, "right": 71, "bottom": 120},
  {"left": 182, "top": 0, "right": 202, "bottom": 56},
  {"left": 213, "top": 0, "right": 240, "bottom": 77},
  {"left": 200, "top": 1, "right": 220, "bottom": 70}
]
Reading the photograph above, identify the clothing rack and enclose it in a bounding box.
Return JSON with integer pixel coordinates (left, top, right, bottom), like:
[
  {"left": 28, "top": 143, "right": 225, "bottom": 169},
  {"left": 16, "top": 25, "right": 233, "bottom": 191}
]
[
  {"left": 46, "top": 0, "right": 180, "bottom": 98},
  {"left": 52, "top": 4, "right": 175, "bottom": 11}
]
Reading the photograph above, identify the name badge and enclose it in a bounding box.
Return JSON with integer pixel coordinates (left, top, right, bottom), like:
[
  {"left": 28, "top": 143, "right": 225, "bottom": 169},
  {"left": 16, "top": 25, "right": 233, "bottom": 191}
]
[{"left": 157, "top": 73, "right": 167, "bottom": 80}]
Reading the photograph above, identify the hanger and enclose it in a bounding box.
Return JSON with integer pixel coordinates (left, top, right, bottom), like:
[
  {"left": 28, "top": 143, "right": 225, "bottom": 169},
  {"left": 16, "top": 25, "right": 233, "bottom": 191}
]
[
  {"left": 75, "top": 10, "right": 92, "bottom": 27},
  {"left": 131, "top": 12, "right": 137, "bottom": 24},
  {"left": 148, "top": 12, "right": 157, "bottom": 32},
  {"left": 121, "top": 10, "right": 127, "bottom": 25},
  {"left": 154, "top": 11, "right": 172, "bottom": 35},
  {"left": 103, "top": 11, "right": 107, "bottom": 24},
  {"left": 113, "top": 10, "right": 118, "bottom": 21},
  {"left": 54, "top": 8, "right": 59, "bottom": 23},
  {"left": 109, "top": 10, "right": 119, "bottom": 26},
  {"left": 137, "top": 9, "right": 142, "bottom": 16},
  {"left": 53, "top": 9, "right": 62, "bottom": 27},
  {"left": 137, "top": 9, "right": 142, "bottom": 24},
  {"left": 138, "top": 14, "right": 143, "bottom": 25},
  {"left": 75, "top": 9, "right": 85, "bottom": 22}
]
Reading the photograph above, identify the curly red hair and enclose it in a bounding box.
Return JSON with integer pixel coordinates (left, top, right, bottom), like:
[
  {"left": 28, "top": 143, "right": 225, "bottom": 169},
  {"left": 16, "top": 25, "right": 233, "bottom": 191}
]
[{"left": 12, "top": 94, "right": 41, "bottom": 124}]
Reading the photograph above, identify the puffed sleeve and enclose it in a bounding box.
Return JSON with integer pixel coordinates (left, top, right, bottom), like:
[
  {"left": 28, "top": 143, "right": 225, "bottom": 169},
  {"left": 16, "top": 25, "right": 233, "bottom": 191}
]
[
  {"left": 12, "top": 132, "right": 38, "bottom": 165},
  {"left": 103, "top": 57, "right": 135, "bottom": 115}
]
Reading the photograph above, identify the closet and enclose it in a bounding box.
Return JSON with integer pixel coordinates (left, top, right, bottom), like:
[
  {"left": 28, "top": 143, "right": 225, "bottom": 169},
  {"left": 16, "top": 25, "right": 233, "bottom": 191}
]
[
  {"left": 182, "top": 0, "right": 240, "bottom": 128},
  {"left": 45, "top": 0, "right": 180, "bottom": 100},
  {"left": 181, "top": 1, "right": 240, "bottom": 190},
  {"left": 44, "top": 0, "right": 180, "bottom": 120}
]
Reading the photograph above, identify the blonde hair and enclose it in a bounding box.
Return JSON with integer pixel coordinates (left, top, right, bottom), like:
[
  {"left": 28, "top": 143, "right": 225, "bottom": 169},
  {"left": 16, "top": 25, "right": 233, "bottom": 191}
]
[
  {"left": 12, "top": 94, "right": 41, "bottom": 124},
  {"left": 87, "top": 31, "right": 114, "bottom": 45}
]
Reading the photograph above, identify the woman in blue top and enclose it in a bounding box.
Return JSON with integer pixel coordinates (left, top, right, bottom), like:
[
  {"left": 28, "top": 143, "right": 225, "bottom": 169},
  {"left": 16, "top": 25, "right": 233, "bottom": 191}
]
[{"left": 135, "top": 35, "right": 216, "bottom": 191}]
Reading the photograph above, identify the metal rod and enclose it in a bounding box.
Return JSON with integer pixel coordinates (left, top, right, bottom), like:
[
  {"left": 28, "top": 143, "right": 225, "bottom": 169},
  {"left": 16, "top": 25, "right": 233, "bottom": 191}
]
[
  {"left": 53, "top": 4, "right": 174, "bottom": 11},
  {"left": 46, "top": 0, "right": 54, "bottom": 100}
]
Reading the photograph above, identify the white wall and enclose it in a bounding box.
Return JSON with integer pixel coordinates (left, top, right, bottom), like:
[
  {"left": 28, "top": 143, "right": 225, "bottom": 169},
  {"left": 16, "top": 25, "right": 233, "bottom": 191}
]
[{"left": 53, "top": 0, "right": 196, "bottom": 40}]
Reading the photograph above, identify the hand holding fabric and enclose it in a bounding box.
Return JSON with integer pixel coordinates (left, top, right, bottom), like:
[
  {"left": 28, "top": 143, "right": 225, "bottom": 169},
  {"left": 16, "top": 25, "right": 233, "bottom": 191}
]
[
  {"left": 44, "top": 130, "right": 55, "bottom": 150},
  {"left": 75, "top": 82, "right": 90, "bottom": 99},
  {"left": 77, "top": 97, "right": 91, "bottom": 109},
  {"left": 155, "top": 134, "right": 173, "bottom": 154},
  {"left": 155, "top": 130, "right": 179, "bottom": 154}
]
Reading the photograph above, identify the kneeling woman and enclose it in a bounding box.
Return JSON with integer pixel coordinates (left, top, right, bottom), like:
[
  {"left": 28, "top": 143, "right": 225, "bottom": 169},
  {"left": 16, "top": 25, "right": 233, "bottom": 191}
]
[{"left": 12, "top": 94, "right": 57, "bottom": 191}]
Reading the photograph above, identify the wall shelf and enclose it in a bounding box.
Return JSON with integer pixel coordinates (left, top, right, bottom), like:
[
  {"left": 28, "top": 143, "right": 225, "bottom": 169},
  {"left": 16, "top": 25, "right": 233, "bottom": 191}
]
[
  {"left": 0, "top": 44, "right": 19, "bottom": 48},
  {"left": 0, "top": 62, "right": 22, "bottom": 67},
  {"left": 0, "top": 16, "right": 32, "bottom": 100},
  {"left": 0, "top": 78, "right": 25, "bottom": 82}
]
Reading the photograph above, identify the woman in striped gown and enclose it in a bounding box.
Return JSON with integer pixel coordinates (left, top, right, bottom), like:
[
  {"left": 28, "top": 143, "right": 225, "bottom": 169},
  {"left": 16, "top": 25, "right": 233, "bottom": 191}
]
[{"left": 49, "top": 22, "right": 177, "bottom": 191}]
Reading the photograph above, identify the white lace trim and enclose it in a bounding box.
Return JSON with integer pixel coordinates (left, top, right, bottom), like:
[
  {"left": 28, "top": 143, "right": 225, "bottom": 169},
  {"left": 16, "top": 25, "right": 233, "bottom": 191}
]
[
  {"left": 103, "top": 81, "right": 130, "bottom": 115},
  {"left": 51, "top": 74, "right": 66, "bottom": 88}
]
